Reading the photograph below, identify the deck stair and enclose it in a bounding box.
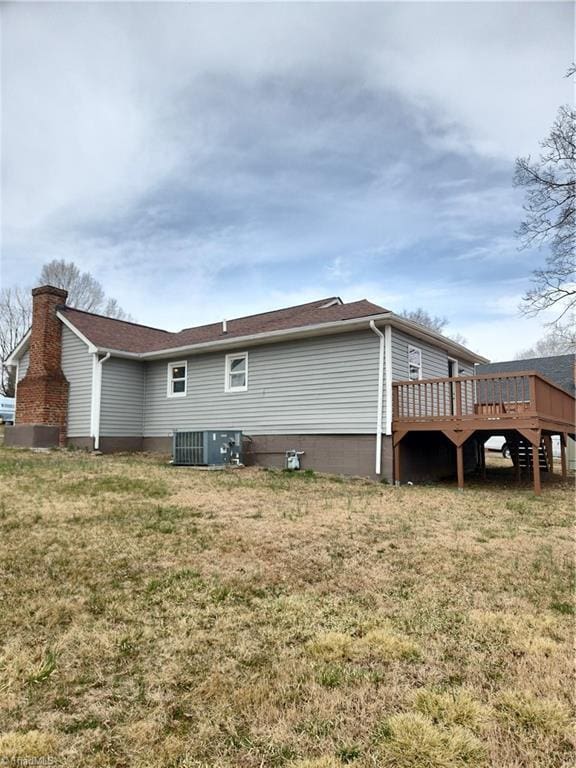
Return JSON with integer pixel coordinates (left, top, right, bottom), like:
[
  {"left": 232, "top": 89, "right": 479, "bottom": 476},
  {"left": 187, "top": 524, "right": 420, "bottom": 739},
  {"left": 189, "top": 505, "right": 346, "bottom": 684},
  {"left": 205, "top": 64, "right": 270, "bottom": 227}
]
[{"left": 509, "top": 437, "right": 551, "bottom": 475}]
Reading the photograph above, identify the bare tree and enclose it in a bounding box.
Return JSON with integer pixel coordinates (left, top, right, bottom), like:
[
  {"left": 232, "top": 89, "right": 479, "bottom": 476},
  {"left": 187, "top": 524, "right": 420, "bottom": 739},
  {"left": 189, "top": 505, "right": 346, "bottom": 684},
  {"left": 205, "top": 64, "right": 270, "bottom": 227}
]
[
  {"left": 39, "top": 260, "right": 130, "bottom": 318},
  {"left": 1, "top": 260, "right": 131, "bottom": 396},
  {"left": 0, "top": 287, "right": 32, "bottom": 396},
  {"left": 515, "top": 68, "right": 575, "bottom": 320},
  {"left": 400, "top": 308, "right": 447, "bottom": 334},
  {"left": 515, "top": 316, "right": 576, "bottom": 359},
  {"left": 400, "top": 307, "right": 468, "bottom": 345},
  {"left": 448, "top": 331, "right": 468, "bottom": 347}
]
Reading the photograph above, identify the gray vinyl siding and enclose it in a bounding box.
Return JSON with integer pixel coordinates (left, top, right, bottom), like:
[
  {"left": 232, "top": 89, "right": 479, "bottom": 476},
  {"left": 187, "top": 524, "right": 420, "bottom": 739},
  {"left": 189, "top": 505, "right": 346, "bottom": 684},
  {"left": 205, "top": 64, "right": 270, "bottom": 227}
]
[
  {"left": 61, "top": 326, "right": 93, "bottom": 437},
  {"left": 458, "top": 360, "right": 475, "bottom": 376},
  {"left": 17, "top": 350, "right": 29, "bottom": 381},
  {"left": 391, "top": 329, "right": 474, "bottom": 381},
  {"left": 143, "top": 330, "right": 383, "bottom": 436},
  {"left": 100, "top": 358, "right": 145, "bottom": 437}
]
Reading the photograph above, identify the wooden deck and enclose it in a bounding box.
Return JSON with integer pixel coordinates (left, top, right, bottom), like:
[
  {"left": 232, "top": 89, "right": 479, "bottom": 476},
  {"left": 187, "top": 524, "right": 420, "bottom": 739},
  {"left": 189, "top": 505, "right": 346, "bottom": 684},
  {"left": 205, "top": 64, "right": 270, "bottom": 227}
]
[{"left": 392, "top": 371, "right": 576, "bottom": 494}]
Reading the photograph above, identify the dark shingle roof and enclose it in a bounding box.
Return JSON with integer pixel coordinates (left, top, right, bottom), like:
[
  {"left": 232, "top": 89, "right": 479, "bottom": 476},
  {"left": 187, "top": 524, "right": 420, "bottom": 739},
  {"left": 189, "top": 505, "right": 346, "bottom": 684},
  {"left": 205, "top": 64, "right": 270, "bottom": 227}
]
[
  {"left": 477, "top": 355, "right": 576, "bottom": 395},
  {"left": 61, "top": 297, "right": 389, "bottom": 355},
  {"left": 60, "top": 310, "right": 172, "bottom": 353}
]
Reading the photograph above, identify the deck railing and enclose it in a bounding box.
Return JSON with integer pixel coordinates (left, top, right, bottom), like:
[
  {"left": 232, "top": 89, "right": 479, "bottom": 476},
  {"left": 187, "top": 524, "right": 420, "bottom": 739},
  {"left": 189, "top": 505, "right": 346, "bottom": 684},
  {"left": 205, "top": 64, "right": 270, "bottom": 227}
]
[{"left": 393, "top": 371, "right": 575, "bottom": 427}]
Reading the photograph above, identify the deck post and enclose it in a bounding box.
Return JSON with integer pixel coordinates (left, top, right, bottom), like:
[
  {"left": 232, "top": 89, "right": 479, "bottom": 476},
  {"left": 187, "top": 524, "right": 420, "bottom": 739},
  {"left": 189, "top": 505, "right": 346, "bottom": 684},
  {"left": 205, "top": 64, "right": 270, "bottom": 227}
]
[
  {"left": 529, "top": 374, "right": 537, "bottom": 413},
  {"left": 479, "top": 440, "right": 486, "bottom": 481},
  {"left": 455, "top": 381, "right": 462, "bottom": 418},
  {"left": 456, "top": 443, "right": 464, "bottom": 491},
  {"left": 532, "top": 442, "right": 541, "bottom": 496},
  {"left": 394, "top": 440, "right": 401, "bottom": 486},
  {"left": 392, "top": 431, "right": 407, "bottom": 486},
  {"left": 560, "top": 432, "right": 567, "bottom": 481}
]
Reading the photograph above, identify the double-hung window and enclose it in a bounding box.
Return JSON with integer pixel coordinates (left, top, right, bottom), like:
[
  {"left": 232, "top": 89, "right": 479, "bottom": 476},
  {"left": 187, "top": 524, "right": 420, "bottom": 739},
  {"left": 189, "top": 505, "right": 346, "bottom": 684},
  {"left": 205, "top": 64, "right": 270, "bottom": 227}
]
[
  {"left": 408, "top": 345, "right": 422, "bottom": 381},
  {"left": 167, "top": 361, "right": 187, "bottom": 397},
  {"left": 225, "top": 352, "right": 248, "bottom": 392}
]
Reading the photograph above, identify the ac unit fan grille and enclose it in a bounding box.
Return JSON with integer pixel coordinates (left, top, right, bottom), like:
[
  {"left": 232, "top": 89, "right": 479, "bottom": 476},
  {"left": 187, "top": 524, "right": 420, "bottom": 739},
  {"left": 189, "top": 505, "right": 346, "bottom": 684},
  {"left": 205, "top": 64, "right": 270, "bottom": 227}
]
[{"left": 174, "top": 430, "right": 204, "bottom": 465}]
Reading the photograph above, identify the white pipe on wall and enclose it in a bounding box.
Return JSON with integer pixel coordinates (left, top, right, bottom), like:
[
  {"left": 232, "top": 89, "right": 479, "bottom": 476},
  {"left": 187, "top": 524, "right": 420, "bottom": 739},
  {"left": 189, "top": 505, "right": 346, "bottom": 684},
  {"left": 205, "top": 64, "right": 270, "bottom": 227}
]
[
  {"left": 369, "top": 320, "right": 385, "bottom": 475},
  {"left": 93, "top": 353, "right": 110, "bottom": 451},
  {"left": 90, "top": 353, "right": 99, "bottom": 441},
  {"left": 384, "top": 324, "right": 393, "bottom": 436}
]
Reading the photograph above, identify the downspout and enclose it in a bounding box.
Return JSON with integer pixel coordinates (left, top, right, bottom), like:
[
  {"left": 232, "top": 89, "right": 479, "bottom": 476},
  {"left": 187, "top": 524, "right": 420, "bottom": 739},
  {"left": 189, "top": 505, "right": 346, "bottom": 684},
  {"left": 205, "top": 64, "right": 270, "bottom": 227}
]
[
  {"left": 14, "top": 363, "right": 19, "bottom": 424},
  {"left": 92, "top": 353, "right": 110, "bottom": 450},
  {"left": 384, "top": 325, "right": 392, "bottom": 436},
  {"left": 369, "top": 321, "right": 385, "bottom": 475}
]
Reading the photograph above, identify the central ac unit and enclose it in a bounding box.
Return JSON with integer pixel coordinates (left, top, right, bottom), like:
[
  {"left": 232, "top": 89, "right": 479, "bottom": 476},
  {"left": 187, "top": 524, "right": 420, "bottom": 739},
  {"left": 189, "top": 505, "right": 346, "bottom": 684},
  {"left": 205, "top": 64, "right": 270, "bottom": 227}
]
[{"left": 172, "top": 430, "right": 242, "bottom": 466}]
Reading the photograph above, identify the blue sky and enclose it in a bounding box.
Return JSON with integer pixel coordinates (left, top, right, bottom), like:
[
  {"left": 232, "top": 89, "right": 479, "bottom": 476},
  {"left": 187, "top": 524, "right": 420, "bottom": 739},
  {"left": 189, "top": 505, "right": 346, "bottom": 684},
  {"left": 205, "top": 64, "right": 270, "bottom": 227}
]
[{"left": 2, "top": 1, "right": 573, "bottom": 359}]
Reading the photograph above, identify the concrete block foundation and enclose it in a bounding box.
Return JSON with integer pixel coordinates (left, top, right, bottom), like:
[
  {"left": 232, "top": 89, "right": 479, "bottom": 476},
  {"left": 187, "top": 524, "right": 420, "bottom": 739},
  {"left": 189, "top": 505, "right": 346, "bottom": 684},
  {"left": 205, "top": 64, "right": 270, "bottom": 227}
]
[{"left": 5, "top": 424, "right": 62, "bottom": 449}]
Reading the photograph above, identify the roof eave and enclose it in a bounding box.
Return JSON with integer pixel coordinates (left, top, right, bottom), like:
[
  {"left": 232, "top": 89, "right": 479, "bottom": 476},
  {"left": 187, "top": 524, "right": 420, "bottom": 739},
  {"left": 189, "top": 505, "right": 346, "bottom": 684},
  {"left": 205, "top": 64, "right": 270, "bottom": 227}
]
[
  {"left": 142, "top": 312, "right": 397, "bottom": 359},
  {"left": 3, "top": 328, "right": 32, "bottom": 366},
  {"left": 60, "top": 309, "right": 487, "bottom": 364},
  {"left": 91, "top": 313, "right": 394, "bottom": 359},
  {"left": 56, "top": 311, "right": 98, "bottom": 353},
  {"left": 387, "top": 314, "right": 489, "bottom": 364}
]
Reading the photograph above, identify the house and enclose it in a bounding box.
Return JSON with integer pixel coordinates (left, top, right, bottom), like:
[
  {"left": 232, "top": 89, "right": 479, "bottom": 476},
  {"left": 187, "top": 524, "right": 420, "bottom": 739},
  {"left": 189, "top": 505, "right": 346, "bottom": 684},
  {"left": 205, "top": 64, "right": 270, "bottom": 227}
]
[
  {"left": 477, "top": 354, "right": 576, "bottom": 471},
  {"left": 6, "top": 286, "right": 575, "bottom": 490},
  {"left": 4, "top": 284, "right": 487, "bottom": 481},
  {"left": 477, "top": 354, "right": 575, "bottom": 397}
]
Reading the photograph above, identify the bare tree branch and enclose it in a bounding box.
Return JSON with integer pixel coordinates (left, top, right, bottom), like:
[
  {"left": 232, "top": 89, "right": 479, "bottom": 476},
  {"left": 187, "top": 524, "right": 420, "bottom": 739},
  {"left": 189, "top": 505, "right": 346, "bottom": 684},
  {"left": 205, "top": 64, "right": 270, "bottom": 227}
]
[
  {"left": 400, "top": 308, "right": 467, "bottom": 345},
  {"left": 515, "top": 93, "right": 576, "bottom": 320},
  {"left": 39, "top": 260, "right": 131, "bottom": 319},
  {"left": 1, "top": 260, "right": 133, "bottom": 395},
  {"left": 515, "top": 315, "right": 576, "bottom": 358},
  {"left": 0, "top": 287, "right": 32, "bottom": 396},
  {"left": 400, "top": 308, "right": 447, "bottom": 334}
]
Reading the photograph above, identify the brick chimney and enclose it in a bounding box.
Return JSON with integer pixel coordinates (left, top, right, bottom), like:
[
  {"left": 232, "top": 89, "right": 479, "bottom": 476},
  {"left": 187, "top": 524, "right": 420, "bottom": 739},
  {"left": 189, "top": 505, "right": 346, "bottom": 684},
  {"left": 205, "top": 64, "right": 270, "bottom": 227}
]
[{"left": 15, "top": 285, "right": 69, "bottom": 446}]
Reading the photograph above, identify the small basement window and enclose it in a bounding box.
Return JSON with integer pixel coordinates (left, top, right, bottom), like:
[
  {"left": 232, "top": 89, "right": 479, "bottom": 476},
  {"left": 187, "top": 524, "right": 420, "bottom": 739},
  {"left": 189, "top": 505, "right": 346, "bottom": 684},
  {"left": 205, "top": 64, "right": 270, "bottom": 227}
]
[
  {"left": 408, "top": 345, "right": 422, "bottom": 381},
  {"left": 167, "top": 361, "right": 187, "bottom": 397},
  {"left": 225, "top": 352, "right": 248, "bottom": 392}
]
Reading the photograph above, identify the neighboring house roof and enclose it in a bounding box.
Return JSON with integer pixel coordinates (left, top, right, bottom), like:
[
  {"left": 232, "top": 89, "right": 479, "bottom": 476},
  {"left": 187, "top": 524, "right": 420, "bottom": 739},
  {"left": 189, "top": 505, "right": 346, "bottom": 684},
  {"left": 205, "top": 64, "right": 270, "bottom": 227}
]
[
  {"left": 59, "top": 297, "right": 389, "bottom": 354},
  {"left": 477, "top": 354, "right": 576, "bottom": 395}
]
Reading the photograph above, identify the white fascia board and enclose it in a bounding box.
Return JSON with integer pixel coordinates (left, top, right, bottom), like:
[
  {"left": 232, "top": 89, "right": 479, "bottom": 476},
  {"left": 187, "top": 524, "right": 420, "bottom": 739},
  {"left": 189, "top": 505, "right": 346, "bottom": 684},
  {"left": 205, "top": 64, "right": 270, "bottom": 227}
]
[
  {"left": 54, "top": 310, "right": 488, "bottom": 365},
  {"left": 140, "top": 312, "right": 395, "bottom": 361},
  {"left": 4, "top": 328, "right": 31, "bottom": 366},
  {"left": 56, "top": 311, "right": 98, "bottom": 353},
  {"left": 387, "top": 314, "right": 489, "bottom": 364}
]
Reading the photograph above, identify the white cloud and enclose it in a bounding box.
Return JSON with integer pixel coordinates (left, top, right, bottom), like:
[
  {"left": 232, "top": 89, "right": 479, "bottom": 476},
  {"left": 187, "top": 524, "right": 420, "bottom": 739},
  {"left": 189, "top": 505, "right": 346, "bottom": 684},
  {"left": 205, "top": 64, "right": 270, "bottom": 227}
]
[
  {"left": 457, "top": 314, "right": 551, "bottom": 361},
  {"left": 4, "top": 2, "right": 570, "bottom": 235},
  {"left": 368, "top": 1, "right": 573, "bottom": 159},
  {"left": 1, "top": 1, "right": 570, "bottom": 360}
]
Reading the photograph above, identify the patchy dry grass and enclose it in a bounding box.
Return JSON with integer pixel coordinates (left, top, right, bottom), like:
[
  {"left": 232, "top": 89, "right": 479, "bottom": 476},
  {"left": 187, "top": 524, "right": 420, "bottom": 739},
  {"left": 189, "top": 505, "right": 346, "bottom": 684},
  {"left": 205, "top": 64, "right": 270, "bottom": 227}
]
[{"left": 0, "top": 448, "right": 574, "bottom": 767}]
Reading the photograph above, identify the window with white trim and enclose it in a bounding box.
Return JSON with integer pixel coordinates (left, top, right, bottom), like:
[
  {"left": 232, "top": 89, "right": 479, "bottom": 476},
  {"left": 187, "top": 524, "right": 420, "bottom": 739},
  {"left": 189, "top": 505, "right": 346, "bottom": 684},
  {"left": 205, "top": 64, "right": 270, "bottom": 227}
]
[
  {"left": 167, "top": 361, "right": 187, "bottom": 397},
  {"left": 225, "top": 352, "right": 248, "bottom": 392},
  {"left": 408, "top": 345, "right": 422, "bottom": 381}
]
